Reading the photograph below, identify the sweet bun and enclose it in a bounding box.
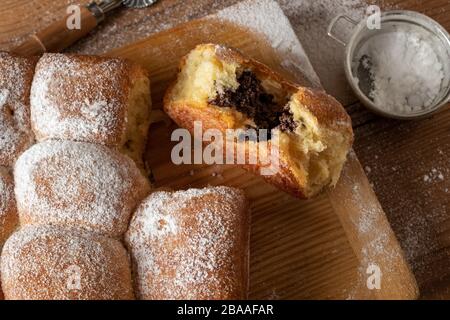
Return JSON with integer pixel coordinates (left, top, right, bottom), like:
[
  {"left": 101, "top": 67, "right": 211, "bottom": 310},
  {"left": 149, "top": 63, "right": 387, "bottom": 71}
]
[
  {"left": 0, "top": 52, "right": 36, "bottom": 167},
  {"left": 164, "top": 44, "right": 353, "bottom": 198},
  {"left": 14, "top": 140, "right": 150, "bottom": 238},
  {"left": 0, "top": 167, "right": 18, "bottom": 246},
  {"left": 125, "top": 186, "right": 250, "bottom": 300},
  {"left": 0, "top": 225, "right": 134, "bottom": 300},
  {"left": 30, "top": 53, "right": 151, "bottom": 169}
]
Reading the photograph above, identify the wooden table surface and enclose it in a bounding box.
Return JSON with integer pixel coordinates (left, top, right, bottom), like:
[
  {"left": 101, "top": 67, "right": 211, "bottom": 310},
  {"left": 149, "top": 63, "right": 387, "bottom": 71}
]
[{"left": 0, "top": 0, "right": 449, "bottom": 299}]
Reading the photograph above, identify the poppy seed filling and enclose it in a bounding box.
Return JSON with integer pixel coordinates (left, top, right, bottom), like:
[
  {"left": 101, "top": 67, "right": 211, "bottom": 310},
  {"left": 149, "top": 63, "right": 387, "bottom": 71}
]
[{"left": 209, "top": 71, "right": 296, "bottom": 136}]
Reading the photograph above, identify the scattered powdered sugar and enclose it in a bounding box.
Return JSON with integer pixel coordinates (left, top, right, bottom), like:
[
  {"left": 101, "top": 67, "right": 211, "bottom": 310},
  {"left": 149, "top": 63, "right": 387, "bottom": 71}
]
[
  {"left": 357, "top": 135, "right": 449, "bottom": 294},
  {"left": 355, "top": 26, "right": 445, "bottom": 114},
  {"left": 349, "top": 177, "right": 392, "bottom": 258},
  {"left": 0, "top": 88, "right": 9, "bottom": 106},
  {"left": 216, "top": 0, "right": 320, "bottom": 87},
  {"left": 67, "top": 0, "right": 241, "bottom": 54},
  {"left": 14, "top": 140, "right": 149, "bottom": 238},
  {"left": 0, "top": 225, "right": 134, "bottom": 300},
  {"left": 340, "top": 151, "right": 403, "bottom": 299},
  {"left": 126, "top": 186, "right": 249, "bottom": 299},
  {"left": 0, "top": 52, "right": 35, "bottom": 167},
  {"left": 423, "top": 168, "right": 445, "bottom": 183},
  {"left": 30, "top": 53, "right": 131, "bottom": 146}
]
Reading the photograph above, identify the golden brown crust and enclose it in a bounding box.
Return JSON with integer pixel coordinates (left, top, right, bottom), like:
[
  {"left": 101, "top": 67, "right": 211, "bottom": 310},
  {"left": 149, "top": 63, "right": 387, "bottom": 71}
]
[
  {"left": 241, "top": 149, "right": 308, "bottom": 198},
  {"left": 0, "top": 52, "right": 37, "bottom": 167},
  {"left": 1, "top": 225, "right": 135, "bottom": 300},
  {"left": 125, "top": 186, "right": 250, "bottom": 300},
  {"left": 31, "top": 53, "right": 149, "bottom": 148},
  {"left": 164, "top": 44, "right": 353, "bottom": 198},
  {"left": 292, "top": 87, "right": 353, "bottom": 139}
]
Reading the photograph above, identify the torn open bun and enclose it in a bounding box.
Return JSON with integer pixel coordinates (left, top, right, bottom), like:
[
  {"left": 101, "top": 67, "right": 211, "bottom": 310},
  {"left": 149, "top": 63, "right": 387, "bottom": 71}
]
[{"left": 164, "top": 44, "right": 353, "bottom": 198}]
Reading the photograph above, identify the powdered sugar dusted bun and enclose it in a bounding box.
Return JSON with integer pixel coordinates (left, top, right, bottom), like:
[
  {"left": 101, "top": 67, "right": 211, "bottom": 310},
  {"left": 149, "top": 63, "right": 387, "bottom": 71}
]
[
  {"left": 30, "top": 53, "right": 151, "bottom": 169},
  {"left": 0, "top": 52, "right": 36, "bottom": 167},
  {"left": 0, "top": 167, "right": 18, "bottom": 246},
  {"left": 14, "top": 140, "right": 150, "bottom": 238},
  {"left": 125, "top": 186, "right": 250, "bottom": 300},
  {"left": 0, "top": 225, "right": 134, "bottom": 300}
]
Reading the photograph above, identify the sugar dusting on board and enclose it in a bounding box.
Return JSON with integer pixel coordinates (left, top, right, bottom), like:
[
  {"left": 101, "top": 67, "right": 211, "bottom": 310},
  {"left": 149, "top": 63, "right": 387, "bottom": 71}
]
[
  {"left": 356, "top": 134, "right": 449, "bottom": 294},
  {"left": 338, "top": 151, "right": 404, "bottom": 299},
  {"left": 213, "top": 0, "right": 321, "bottom": 87}
]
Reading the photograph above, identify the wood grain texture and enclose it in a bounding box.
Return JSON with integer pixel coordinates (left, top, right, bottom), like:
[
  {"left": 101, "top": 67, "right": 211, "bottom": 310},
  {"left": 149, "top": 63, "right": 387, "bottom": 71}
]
[
  {"left": 107, "top": 13, "right": 417, "bottom": 299},
  {"left": 0, "top": 0, "right": 448, "bottom": 299},
  {"left": 12, "top": 5, "right": 98, "bottom": 55}
]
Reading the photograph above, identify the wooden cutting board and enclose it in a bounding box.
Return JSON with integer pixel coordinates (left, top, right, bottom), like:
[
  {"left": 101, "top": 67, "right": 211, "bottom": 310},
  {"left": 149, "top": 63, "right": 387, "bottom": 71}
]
[{"left": 108, "top": 0, "right": 418, "bottom": 299}]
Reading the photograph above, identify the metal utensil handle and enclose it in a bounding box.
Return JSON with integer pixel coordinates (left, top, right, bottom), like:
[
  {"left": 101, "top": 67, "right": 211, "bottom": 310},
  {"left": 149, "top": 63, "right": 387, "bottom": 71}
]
[{"left": 327, "top": 15, "right": 358, "bottom": 46}]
